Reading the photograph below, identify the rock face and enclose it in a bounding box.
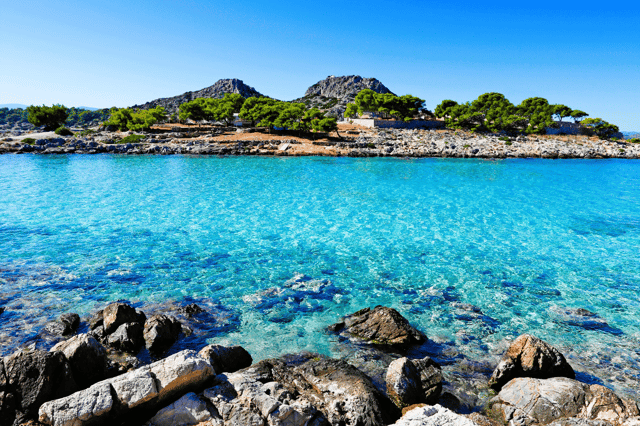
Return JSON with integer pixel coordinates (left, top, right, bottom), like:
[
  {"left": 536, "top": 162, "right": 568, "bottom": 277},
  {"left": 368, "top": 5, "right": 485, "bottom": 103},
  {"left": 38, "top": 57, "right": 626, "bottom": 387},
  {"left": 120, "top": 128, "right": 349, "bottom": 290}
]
[
  {"left": 143, "top": 315, "right": 182, "bottom": 354},
  {"left": 330, "top": 306, "right": 425, "bottom": 347},
  {"left": 293, "top": 75, "right": 394, "bottom": 118},
  {"left": 146, "top": 392, "right": 216, "bottom": 426},
  {"left": 386, "top": 357, "right": 443, "bottom": 408},
  {"left": 39, "top": 350, "right": 215, "bottom": 426},
  {"left": 131, "top": 78, "right": 265, "bottom": 114},
  {"left": 51, "top": 334, "right": 108, "bottom": 389},
  {"left": 488, "top": 334, "right": 575, "bottom": 391},
  {"left": 489, "top": 377, "right": 640, "bottom": 425},
  {"left": 3, "top": 349, "right": 78, "bottom": 424},
  {"left": 107, "top": 322, "right": 145, "bottom": 353},
  {"left": 390, "top": 404, "right": 476, "bottom": 426},
  {"left": 202, "top": 353, "right": 400, "bottom": 426},
  {"left": 197, "top": 344, "right": 253, "bottom": 374},
  {"left": 103, "top": 302, "right": 140, "bottom": 335}
]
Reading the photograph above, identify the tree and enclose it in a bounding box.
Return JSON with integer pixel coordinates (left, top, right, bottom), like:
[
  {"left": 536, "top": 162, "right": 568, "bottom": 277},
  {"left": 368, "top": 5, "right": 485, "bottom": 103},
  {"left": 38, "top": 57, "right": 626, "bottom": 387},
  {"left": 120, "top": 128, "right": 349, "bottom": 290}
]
[
  {"left": 582, "top": 118, "right": 620, "bottom": 139},
  {"left": 570, "top": 110, "right": 588, "bottom": 122},
  {"left": 516, "top": 98, "right": 553, "bottom": 134},
  {"left": 178, "top": 98, "right": 213, "bottom": 123},
  {"left": 434, "top": 100, "right": 459, "bottom": 118},
  {"left": 103, "top": 106, "right": 166, "bottom": 131},
  {"left": 26, "top": 105, "right": 69, "bottom": 130},
  {"left": 239, "top": 97, "right": 278, "bottom": 127},
  {"left": 274, "top": 103, "right": 307, "bottom": 132},
  {"left": 208, "top": 93, "right": 246, "bottom": 125},
  {"left": 353, "top": 89, "right": 380, "bottom": 116},
  {"left": 551, "top": 104, "right": 572, "bottom": 122},
  {"left": 344, "top": 103, "right": 359, "bottom": 119}
]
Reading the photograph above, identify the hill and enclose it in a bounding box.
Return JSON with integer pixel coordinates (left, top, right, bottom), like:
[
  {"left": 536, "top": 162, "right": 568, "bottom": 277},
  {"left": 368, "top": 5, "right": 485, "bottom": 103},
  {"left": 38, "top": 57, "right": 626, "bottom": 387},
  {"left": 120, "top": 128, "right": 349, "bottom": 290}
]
[
  {"left": 292, "top": 75, "right": 394, "bottom": 117},
  {"left": 131, "top": 79, "right": 264, "bottom": 114}
]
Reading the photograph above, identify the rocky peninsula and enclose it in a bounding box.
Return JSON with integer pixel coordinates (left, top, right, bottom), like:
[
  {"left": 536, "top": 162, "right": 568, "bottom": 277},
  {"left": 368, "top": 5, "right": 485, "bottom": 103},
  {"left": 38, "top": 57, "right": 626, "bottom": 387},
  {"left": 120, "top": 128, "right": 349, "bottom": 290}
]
[
  {"left": 1, "top": 301, "right": 638, "bottom": 426},
  {"left": 1, "top": 125, "right": 639, "bottom": 159}
]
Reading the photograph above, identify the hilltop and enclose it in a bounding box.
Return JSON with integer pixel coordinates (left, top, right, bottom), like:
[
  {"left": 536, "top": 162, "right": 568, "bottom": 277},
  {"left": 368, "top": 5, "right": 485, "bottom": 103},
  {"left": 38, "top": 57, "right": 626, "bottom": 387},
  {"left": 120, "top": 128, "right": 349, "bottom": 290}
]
[
  {"left": 292, "top": 75, "right": 394, "bottom": 117},
  {"left": 131, "top": 78, "right": 264, "bottom": 114}
]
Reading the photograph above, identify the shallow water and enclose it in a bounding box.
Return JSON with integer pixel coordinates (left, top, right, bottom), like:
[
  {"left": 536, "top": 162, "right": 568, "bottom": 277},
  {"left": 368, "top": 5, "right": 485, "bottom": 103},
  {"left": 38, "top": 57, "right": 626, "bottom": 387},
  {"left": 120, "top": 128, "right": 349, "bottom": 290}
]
[{"left": 0, "top": 155, "right": 639, "bottom": 400}]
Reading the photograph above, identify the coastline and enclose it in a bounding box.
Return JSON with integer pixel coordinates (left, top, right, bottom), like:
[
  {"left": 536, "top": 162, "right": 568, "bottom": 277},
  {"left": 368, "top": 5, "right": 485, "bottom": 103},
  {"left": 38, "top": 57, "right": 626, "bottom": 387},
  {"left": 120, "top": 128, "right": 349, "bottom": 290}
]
[{"left": 2, "top": 127, "right": 640, "bottom": 158}]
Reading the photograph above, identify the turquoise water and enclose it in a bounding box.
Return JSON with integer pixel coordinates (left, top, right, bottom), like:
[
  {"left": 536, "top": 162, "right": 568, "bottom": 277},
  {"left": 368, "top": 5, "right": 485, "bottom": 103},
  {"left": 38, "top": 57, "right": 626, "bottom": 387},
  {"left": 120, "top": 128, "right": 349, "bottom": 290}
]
[{"left": 0, "top": 155, "right": 639, "bottom": 398}]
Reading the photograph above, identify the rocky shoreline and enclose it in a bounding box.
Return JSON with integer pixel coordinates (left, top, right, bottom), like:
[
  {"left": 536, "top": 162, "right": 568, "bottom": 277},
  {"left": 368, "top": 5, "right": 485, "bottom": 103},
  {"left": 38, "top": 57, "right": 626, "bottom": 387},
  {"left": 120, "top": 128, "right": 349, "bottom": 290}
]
[
  {"left": 2, "top": 127, "right": 640, "bottom": 159},
  {"left": 1, "top": 302, "right": 638, "bottom": 426}
]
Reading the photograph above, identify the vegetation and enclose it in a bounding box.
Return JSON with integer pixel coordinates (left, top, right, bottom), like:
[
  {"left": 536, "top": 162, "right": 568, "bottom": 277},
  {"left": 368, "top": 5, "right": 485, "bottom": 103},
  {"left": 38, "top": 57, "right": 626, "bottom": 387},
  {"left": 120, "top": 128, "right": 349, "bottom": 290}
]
[
  {"left": 118, "top": 134, "right": 145, "bottom": 144},
  {"left": 22, "top": 137, "right": 36, "bottom": 145},
  {"left": 26, "top": 105, "right": 69, "bottom": 130},
  {"left": 55, "top": 126, "right": 73, "bottom": 136},
  {"left": 628, "top": 138, "right": 640, "bottom": 143},
  {"left": 581, "top": 118, "right": 620, "bottom": 140},
  {"left": 103, "top": 106, "right": 166, "bottom": 131},
  {"left": 343, "top": 89, "right": 425, "bottom": 122},
  {"left": 0, "top": 108, "right": 28, "bottom": 124},
  {"left": 178, "top": 93, "right": 245, "bottom": 125}
]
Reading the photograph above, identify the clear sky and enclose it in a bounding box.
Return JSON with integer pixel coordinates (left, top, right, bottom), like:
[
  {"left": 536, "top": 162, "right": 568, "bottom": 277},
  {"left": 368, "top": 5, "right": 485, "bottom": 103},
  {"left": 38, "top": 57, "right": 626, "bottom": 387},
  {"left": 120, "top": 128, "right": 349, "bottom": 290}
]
[{"left": 2, "top": 0, "right": 639, "bottom": 130}]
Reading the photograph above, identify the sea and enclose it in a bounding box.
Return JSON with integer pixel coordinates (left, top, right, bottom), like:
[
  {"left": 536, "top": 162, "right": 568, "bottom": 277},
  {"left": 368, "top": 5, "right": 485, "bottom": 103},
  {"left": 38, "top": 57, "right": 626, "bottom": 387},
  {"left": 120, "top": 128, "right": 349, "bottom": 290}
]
[{"left": 0, "top": 155, "right": 638, "bottom": 403}]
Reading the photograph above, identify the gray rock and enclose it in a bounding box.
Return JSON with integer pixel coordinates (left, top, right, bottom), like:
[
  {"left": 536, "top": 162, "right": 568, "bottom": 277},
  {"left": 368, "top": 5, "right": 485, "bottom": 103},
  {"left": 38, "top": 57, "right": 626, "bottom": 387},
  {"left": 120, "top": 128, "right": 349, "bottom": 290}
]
[
  {"left": 59, "top": 313, "right": 80, "bottom": 335},
  {"left": 390, "top": 404, "right": 476, "bottom": 426},
  {"left": 51, "top": 334, "right": 108, "bottom": 388},
  {"left": 386, "top": 358, "right": 423, "bottom": 408},
  {"left": 109, "top": 369, "right": 158, "bottom": 409},
  {"left": 488, "top": 334, "right": 575, "bottom": 391},
  {"left": 107, "top": 322, "right": 144, "bottom": 353},
  {"left": 4, "top": 349, "right": 78, "bottom": 424},
  {"left": 412, "top": 357, "right": 443, "bottom": 404},
  {"left": 489, "top": 377, "right": 640, "bottom": 426},
  {"left": 330, "top": 306, "right": 425, "bottom": 347},
  {"left": 143, "top": 314, "right": 182, "bottom": 354},
  {"left": 38, "top": 382, "right": 114, "bottom": 426},
  {"left": 197, "top": 344, "right": 253, "bottom": 374},
  {"left": 0, "top": 359, "right": 16, "bottom": 426},
  {"left": 102, "top": 302, "right": 140, "bottom": 334},
  {"left": 146, "top": 392, "right": 215, "bottom": 426}
]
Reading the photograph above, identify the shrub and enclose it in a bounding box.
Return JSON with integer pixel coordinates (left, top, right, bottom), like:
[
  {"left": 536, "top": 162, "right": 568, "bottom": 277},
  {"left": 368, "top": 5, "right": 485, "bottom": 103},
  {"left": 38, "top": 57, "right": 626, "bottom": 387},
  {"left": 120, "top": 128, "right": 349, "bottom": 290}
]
[
  {"left": 505, "top": 141, "right": 513, "bottom": 146},
  {"left": 55, "top": 126, "right": 73, "bottom": 136},
  {"left": 26, "top": 104, "right": 69, "bottom": 130},
  {"left": 499, "top": 136, "right": 510, "bottom": 142},
  {"left": 22, "top": 137, "right": 36, "bottom": 145},
  {"left": 118, "top": 134, "right": 145, "bottom": 144},
  {"left": 627, "top": 138, "right": 640, "bottom": 143},
  {"left": 77, "top": 129, "right": 96, "bottom": 136}
]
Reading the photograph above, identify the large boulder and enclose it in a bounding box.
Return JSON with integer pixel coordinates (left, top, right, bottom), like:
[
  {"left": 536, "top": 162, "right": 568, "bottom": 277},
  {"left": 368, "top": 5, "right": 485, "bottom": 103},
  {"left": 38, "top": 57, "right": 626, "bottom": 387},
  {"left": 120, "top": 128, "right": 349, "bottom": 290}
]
[
  {"left": 107, "top": 322, "right": 145, "bottom": 353},
  {"left": 413, "top": 357, "right": 443, "bottom": 404},
  {"left": 0, "top": 359, "right": 16, "bottom": 426},
  {"left": 145, "top": 392, "right": 216, "bottom": 426},
  {"left": 390, "top": 404, "right": 476, "bottom": 426},
  {"left": 329, "top": 306, "right": 425, "bottom": 347},
  {"left": 4, "top": 349, "right": 78, "bottom": 424},
  {"left": 386, "top": 358, "right": 423, "bottom": 408},
  {"left": 39, "top": 350, "right": 215, "bottom": 426},
  {"left": 489, "top": 377, "right": 640, "bottom": 426},
  {"left": 143, "top": 315, "right": 182, "bottom": 354},
  {"left": 488, "top": 334, "right": 575, "bottom": 391},
  {"left": 102, "top": 303, "right": 140, "bottom": 334},
  {"left": 197, "top": 344, "right": 253, "bottom": 374},
  {"left": 51, "top": 334, "right": 108, "bottom": 388}
]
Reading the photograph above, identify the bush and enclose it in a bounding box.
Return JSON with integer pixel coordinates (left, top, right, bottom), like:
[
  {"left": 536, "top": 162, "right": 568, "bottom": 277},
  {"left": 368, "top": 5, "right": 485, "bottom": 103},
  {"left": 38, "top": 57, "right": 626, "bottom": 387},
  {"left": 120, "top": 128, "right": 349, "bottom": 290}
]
[
  {"left": 627, "top": 138, "right": 640, "bottom": 143},
  {"left": 118, "top": 134, "right": 145, "bottom": 144},
  {"left": 55, "top": 126, "right": 73, "bottom": 136},
  {"left": 22, "top": 137, "right": 36, "bottom": 145},
  {"left": 77, "top": 129, "right": 96, "bottom": 136},
  {"left": 26, "top": 105, "right": 69, "bottom": 130}
]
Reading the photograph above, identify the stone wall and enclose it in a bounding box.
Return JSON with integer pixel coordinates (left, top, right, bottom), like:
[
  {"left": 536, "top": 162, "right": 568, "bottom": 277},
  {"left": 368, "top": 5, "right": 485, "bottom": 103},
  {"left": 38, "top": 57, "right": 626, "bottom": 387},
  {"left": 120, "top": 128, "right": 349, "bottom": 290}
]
[{"left": 345, "top": 118, "right": 446, "bottom": 130}]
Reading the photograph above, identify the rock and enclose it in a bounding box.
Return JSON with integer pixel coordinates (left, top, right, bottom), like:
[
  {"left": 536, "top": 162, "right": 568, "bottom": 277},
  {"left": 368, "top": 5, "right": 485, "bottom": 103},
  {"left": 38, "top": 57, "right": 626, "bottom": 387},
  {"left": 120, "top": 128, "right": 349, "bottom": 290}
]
[
  {"left": 177, "top": 304, "right": 204, "bottom": 317},
  {"left": 4, "top": 349, "right": 78, "bottom": 424},
  {"left": 143, "top": 315, "right": 182, "bottom": 354},
  {"left": 107, "top": 322, "right": 144, "bottom": 353},
  {"left": 59, "top": 313, "right": 80, "bottom": 335},
  {"left": 489, "top": 377, "right": 640, "bottom": 426},
  {"left": 38, "top": 382, "right": 114, "bottom": 426},
  {"left": 88, "top": 325, "right": 107, "bottom": 345},
  {"left": 146, "top": 392, "right": 215, "bottom": 426},
  {"left": 488, "top": 334, "right": 575, "bottom": 391},
  {"left": 390, "top": 404, "right": 476, "bottom": 426},
  {"left": 197, "top": 344, "right": 252, "bottom": 374},
  {"left": 88, "top": 310, "right": 103, "bottom": 330},
  {"left": 51, "top": 334, "right": 108, "bottom": 388},
  {"left": 38, "top": 350, "right": 215, "bottom": 426},
  {"left": 386, "top": 358, "right": 423, "bottom": 408},
  {"left": 102, "top": 302, "right": 140, "bottom": 334},
  {"left": 330, "top": 306, "right": 425, "bottom": 347},
  {"left": 0, "top": 359, "right": 16, "bottom": 426},
  {"left": 412, "top": 357, "right": 443, "bottom": 404}
]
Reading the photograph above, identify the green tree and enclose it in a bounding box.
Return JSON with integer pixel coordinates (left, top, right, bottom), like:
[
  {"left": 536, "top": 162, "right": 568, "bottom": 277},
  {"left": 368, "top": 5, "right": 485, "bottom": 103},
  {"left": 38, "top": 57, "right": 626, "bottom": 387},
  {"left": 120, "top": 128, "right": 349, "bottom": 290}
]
[
  {"left": 353, "top": 89, "right": 380, "bottom": 116},
  {"left": 208, "top": 93, "right": 246, "bottom": 125},
  {"left": 344, "top": 103, "right": 359, "bottom": 119},
  {"left": 434, "top": 100, "right": 459, "bottom": 118},
  {"left": 274, "top": 103, "right": 307, "bottom": 132},
  {"left": 570, "top": 110, "right": 588, "bottom": 122},
  {"left": 516, "top": 97, "right": 553, "bottom": 134},
  {"left": 26, "top": 104, "right": 69, "bottom": 130},
  {"left": 582, "top": 118, "right": 620, "bottom": 139},
  {"left": 551, "top": 104, "right": 572, "bottom": 122},
  {"left": 104, "top": 106, "right": 165, "bottom": 131},
  {"left": 178, "top": 98, "right": 213, "bottom": 123}
]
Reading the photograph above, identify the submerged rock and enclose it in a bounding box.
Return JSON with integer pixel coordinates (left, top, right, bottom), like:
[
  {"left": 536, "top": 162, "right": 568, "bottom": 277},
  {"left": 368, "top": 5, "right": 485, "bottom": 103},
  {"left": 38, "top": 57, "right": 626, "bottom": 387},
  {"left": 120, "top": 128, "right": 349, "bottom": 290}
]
[
  {"left": 488, "top": 334, "right": 575, "bottom": 391},
  {"left": 330, "top": 306, "right": 425, "bottom": 347}
]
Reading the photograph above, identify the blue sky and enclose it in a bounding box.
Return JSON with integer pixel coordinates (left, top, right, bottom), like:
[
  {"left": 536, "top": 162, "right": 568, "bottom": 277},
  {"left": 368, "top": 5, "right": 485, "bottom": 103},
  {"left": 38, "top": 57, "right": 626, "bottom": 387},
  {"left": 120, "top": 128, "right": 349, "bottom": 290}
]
[{"left": 2, "top": 0, "right": 639, "bottom": 130}]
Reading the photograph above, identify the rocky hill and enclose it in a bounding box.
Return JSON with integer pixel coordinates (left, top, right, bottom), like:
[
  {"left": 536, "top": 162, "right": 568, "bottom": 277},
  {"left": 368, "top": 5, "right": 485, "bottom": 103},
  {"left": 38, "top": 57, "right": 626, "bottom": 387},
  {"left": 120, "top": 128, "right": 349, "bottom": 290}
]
[
  {"left": 131, "top": 78, "right": 264, "bottom": 114},
  {"left": 293, "top": 75, "right": 395, "bottom": 118}
]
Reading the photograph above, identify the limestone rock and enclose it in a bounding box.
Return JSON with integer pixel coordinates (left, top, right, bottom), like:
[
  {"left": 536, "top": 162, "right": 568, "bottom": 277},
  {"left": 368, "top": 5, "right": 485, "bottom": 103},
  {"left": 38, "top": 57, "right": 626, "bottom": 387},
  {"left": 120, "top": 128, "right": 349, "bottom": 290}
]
[
  {"left": 386, "top": 358, "right": 423, "bottom": 408},
  {"left": 59, "top": 313, "right": 80, "bottom": 335},
  {"left": 412, "top": 356, "right": 443, "bottom": 404},
  {"left": 488, "top": 334, "right": 575, "bottom": 391},
  {"left": 38, "top": 382, "right": 114, "bottom": 426},
  {"left": 489, "top": 377, "right": 639, "bottom": 426},
  {"left": 107, "top": 322, "right": 144, "bottom": 353},
  {"left": 330, "top": 306, "right": 425, "bottom": 347},
  {"left": 197, "top": 344, "right": 252, "bottom": 374},
  {"left": 143, "top": 314, "right": 182, "bottom": 354},
  {"left": 51, "top": 334, "right": 108, "bottom": 388},
  {"left": 109, "top": 369, "right": 158, "bottom": 409},
  {"left": 102, "top": 302, "right": 140, "bottom": 334},
  {"left": 4, "top": 349, "right": 78, "bottom": 423},
  {"left": 146, "top": 392, "right": 215, "bottom": 426},
  {"left": 390, "top": 404, "right": 476, "bottom": 426}
]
